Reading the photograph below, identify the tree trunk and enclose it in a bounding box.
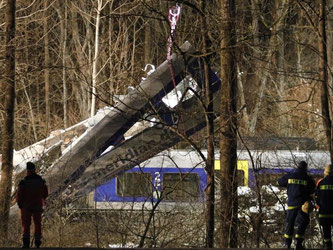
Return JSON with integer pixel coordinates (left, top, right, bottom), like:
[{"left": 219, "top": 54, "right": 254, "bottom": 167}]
[
  {"left": 319, "top": 0, "right": 333, "bottom": 162},
  {"left": 144, "top": 18, "right": 152, "bottom": 65},
  {"left": 62, "top": 0, "right": 68, "bottom": 128},
  {"left": 91, "top": 0, "right": 102, "bottom": 117},
  {"left": 327, "top": 0, "right": 333, "bottom": 89},
  {"left": 247, "top": 0, "right": 289, "bottom": 135},
  {"left": 237, "top": 65, "right": 250, "bottom": 132},
  {"left": 24, "top": 18, "right": 37, "bottom": 141},
  {"left": 55, "top": 0, "right": 68, "bottom": 127},
  {"left": 199, "top": 1, "right": 215, "bottom": 247},
  {"left": 0, "top": 0, "right": 16, "bottom": 241},
  {"left": 204, "top": 61, "right": 215, "bottom": 248},
  {"left": 70, "top": 4, "right": 91, "bottom": 118},
  {"left": 219, "top": 0, "right": 238, "bottom": 248},
  {"left": 108, "top": 1, "right": 115, "bottom": 103},
  {"left": 43, "top": 0, "right": 51, "bottom": 132}
]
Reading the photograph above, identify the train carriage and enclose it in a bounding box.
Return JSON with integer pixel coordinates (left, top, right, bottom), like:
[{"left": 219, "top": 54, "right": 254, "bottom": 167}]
[
  {"left": 94, "top": 150, "right": 207, "bottom": 210},
  {"left": 237, "top": 150, "right": 330, "bottom": 188},
  {"left": 91, "top": 148, "right": 331, "bottom": 209}
]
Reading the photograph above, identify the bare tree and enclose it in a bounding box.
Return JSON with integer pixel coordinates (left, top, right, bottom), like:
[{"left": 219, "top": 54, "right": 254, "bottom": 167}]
[
  {"left": 318, "top": 0, "right": 333, "bottom": 162},
  {"left": 43, "top": 0, "right": 51, "bottom": 132},
  {"left": 91, "top": 0, "right": 103, "bottom": 117},
  {"left": 0, "top": 0, "right": 16, "bottom": 242},
  {"left": 198, "top": 0, "right": 215, "bottom": 247},
  {"left": 219, "top": 0, "right": 238, "bottom": 247}
]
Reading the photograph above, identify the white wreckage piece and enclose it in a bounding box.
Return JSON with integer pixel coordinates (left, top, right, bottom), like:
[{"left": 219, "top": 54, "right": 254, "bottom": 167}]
[
  {"left": 43, "top": 41, "right": 197, "bottom": 204},
  {"left": 6, "top": 107, "right": 113, "bottom": 215},
  {"left": 1, "top": 106, "right": 112, "bottom": 177}
]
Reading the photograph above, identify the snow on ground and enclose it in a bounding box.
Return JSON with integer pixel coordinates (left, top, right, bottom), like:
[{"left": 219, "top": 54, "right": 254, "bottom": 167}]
[
  {"left": 108, "top": 243, "right": 137, "bottom": 248},
  {"left": 238, "top": 184, "right": 287, "bottom": 215},
  {"left": 261, "top": 184, "right": 280, "bottom": 194},
  {"left": 273, "top": 201, "right": 286, "bottom": 212}
]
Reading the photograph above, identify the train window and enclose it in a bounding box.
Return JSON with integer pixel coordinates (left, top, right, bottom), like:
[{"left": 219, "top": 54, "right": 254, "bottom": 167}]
[
  {"left": 116, "top": 173, "right": 152, "bottom": 197},
  {"left": 162, "top": 173, "right": 199, "bottom": 202}
]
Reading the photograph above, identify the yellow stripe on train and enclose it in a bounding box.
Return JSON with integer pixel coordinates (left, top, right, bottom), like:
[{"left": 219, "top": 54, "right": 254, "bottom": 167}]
[{"left": 214, "top": 160, "right": 249, "bottom": 186}]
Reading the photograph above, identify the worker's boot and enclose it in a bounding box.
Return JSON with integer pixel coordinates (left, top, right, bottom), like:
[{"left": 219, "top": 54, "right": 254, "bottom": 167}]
[
  {"left": 35, "top": 239, "right": 41, "bottom": 249},
  {"left": 284, "top": 238, "right": 292, "bottom": 249},
  {"left": 324, "top": 241, "right": 332, "bottom": 250},
  {"left": 296, "top": 239, "right": 304, "bottom": 250},
  {"left": 21, "top": 237, "right": 30, "bottom": 248},
  {"left": 34, "top": 235, "right": 42, "bottom": 249}
]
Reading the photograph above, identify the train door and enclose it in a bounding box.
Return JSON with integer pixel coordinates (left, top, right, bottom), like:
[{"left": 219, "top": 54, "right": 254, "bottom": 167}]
[{"left": 214, "top": 160, "right": 249, "bottom": 186}]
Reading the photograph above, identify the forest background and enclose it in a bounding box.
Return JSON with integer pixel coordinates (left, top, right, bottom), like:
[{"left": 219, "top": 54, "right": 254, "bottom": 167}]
[
  {"left": 0, "top": 0, "right": 333, "bottom": 248},
  {"left": 1, "top": 0, "right": 329, "bottom": 147}
]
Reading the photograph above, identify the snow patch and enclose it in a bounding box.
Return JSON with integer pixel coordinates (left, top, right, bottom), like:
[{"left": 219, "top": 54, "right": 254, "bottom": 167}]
[
  {"left": 108, "top": 243, "right": 137, "bottom": 248},
  {"left": 238, "top": 186, "right": 252, "bottom": 196},
  {"left": 261, "top": 184, "right": 280, "bottom": 193},
  {"left": 249, "top": 206, "right": 260, "bottom": 213},
  {"left": 273, "top": 201, "right": 286, "bottom": 212}
]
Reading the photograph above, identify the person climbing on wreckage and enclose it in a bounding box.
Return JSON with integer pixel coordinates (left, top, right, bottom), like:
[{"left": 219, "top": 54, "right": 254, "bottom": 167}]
[
  {"left": 278, "top": 160, "right": 316, "bottom": 249},
  {"left": 17, "top": 162, "right": 48, "bottom": 248}
]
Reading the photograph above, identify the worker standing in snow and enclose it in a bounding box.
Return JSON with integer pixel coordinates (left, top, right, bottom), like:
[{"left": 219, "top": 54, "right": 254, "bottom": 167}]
[
  {"left": 294, "top": 200, "right": 314, "bottom": 249},
  {"left": 278, "top": 160, "right": 315, "bottom": 249},
  {"left": 17, "top": 162, "right": 48, "bottom": 248},
  {"left": 315, "top": 164, "right": 333, "bottom": 250}
]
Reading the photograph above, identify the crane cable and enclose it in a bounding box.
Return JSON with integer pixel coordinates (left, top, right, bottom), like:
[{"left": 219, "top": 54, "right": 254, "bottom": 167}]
[
  {"left": 167, "top": 4, "right": 186, "bottom": 134},
  {"left": 167, "top": 4, "right": 181, "bottom": 96}
]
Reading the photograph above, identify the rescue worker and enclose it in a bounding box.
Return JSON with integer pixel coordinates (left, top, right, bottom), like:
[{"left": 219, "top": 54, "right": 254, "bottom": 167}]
[
  {"left": 278, "top": 160, "right": 316, "bottom": 249},
  {"left": 315, "top": 164, "right": 333, "bottom": 249},
  {"left": 17, "top": 162, "right": 48, "bottom": 248},
  {"left": 314, "top": 164, "right": 331, "bottom": 209},
  {"left": 294, "top": 201, "right": 314, "bottom": 249}
]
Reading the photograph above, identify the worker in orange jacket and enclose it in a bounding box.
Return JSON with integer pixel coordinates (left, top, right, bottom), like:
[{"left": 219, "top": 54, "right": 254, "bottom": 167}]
[
  {"left": 17, "top": 162, "right": 48, "bottom": 248},
  {"left": 316, "top": 164, "right": 333, "bottom": 249}
]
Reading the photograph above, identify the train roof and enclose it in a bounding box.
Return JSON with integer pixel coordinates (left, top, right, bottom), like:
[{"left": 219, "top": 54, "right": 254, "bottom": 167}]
[
  {"left": 133, "top": 149, "right": 330, "bottom": 170},
  {"left": 137, "top": 150, "right": 205, "bottom": 169},
  {"left": 237, "top": 136, "right": 317, "bottom": 150},
  {"left": 236, "top": 149, "right": 330, "bottom": 170}
]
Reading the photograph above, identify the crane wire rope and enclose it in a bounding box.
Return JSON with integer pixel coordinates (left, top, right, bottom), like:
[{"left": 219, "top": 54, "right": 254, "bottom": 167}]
[{"left": 167, "top": 4, "right": 186, "bottom": 135}]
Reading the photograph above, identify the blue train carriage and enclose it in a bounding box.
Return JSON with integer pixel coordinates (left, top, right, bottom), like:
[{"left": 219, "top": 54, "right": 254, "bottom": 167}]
[
  {"left": 94, "top": 150, "right": 207, "bottom": 210},
  {"left": 92, "top": 149, "right": 330, "bottom": 209},
  {"left": 233, "top": 150, "right": 330, "bottom": 189}
]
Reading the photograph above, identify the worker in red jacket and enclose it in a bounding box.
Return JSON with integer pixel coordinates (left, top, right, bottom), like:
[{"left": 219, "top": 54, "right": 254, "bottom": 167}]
[{"left": 17, "top": 162, "right": 48, "bottom": 248}]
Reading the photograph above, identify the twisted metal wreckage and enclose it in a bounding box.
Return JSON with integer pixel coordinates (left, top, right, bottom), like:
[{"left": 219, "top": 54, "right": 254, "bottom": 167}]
[{"left": 8, "top": 41, "right": 221, "bottom": 212}]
